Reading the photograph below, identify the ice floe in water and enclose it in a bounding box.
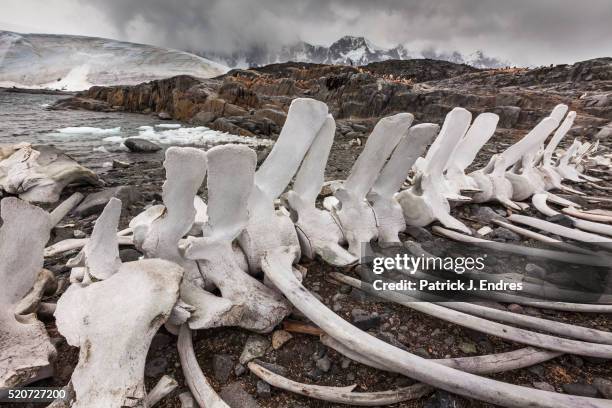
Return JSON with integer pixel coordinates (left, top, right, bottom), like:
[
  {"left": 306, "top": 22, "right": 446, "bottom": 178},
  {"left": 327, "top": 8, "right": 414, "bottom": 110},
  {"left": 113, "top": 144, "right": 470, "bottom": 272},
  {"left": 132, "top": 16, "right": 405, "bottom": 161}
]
[
  {"left": 55, "top": 126, "right": 122, "bottom": 135},
  {"left": 154, "top": 123, "right": 182, "bottom": 129}
]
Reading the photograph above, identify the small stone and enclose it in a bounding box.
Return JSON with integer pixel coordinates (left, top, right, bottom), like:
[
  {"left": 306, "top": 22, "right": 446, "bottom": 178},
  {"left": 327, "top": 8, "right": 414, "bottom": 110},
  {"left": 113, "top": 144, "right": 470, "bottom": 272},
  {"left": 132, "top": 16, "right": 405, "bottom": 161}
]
[
  {"left": 458, "top": 341, "right": 477, "bottom": 354},
  {"left": 158, "top": 111, "right": 171, "bottom": 120},
  {"left": 73, "top": 229, "right": 86, "bottom": 239},
  {"left": 533, "top": 382, "right": 555, "bottom": 392},
  {"left": 507, "top": 304, "right": 524, "bottom": 314},
  {"left": 567, "top": 355, "right": 584, "bottom": 368},
  {"left": 346, "top": 372, "right": 356, "bottom": 381},
  {"left": 73, "top": 186, "right": 140, "bottom": 217},
  {"left": 562, "top": 383, "right": 599, "bottom": 397},
  {"left": 316, "top": 356, "right": 331, "bottom": 372},
  {"left": 119, "top": 248, "right": 142, "bottom": 262},
  {"left": 219, "top": 382, "right": 260, "bottom": 408},
  {"left": 271, "top": 330, "right": 293, "bottom": 350},
  {"left": 593, "top": 377, "right": 612, "bottom": 398},
  {"left": 546, "top": 214, "right": 575, "bottom": 228},
  {"left": 239, "top": 335, "right": 270, "bottom": 365},
  {"left": 340, "top": 358, "right": 351, "bottom": 369},
  {"left": 339, "top": 284, "right": 352, "bottom": 294},
  {"left": 306, "top": 368, "right": 322, "bottom": 381},
  {"left": 234, "top": 363, "right": 246, "bottom": 377},
  {"left": 443, "top": 336, "right": 455, "bottom": 346},
  {"left": 491, "top": 227, "right": 520, "bottom": 241},
  {"left": 332, "top": 303, "right": 342, "bottom": 312},
  {"left": 351, "top": 308, "right": 381, "bottom": 330},
  {"left": 256, "top": 381, "right": 271, "bottom": 398},
  {"left": 525, "top": 263, "right": 547, "bottom": 279},
  {"left": 413, "top": 347, "right": 430, "bottom": 358},
  {"left": 112, "top": 159, "right": 130, "bottom": 169},
  {"left": 124, "top": 138, "right": 162, "bottom": 153},
  {"left": 527, "top": 365, "right": 545, "bottom": 379},
  {"left": 212, "top": 354, "right": 234, "bottom": 383},
  {"left": 471, "top": 206, "right": 503, "bottom": 223}
]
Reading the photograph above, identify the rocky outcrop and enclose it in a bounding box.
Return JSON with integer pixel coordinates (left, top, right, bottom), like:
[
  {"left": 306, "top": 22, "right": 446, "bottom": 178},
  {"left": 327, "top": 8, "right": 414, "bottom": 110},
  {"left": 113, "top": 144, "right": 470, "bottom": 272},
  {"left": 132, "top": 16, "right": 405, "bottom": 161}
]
[{"left": 52, "top": 58, "right": 612, "bottom": 140}]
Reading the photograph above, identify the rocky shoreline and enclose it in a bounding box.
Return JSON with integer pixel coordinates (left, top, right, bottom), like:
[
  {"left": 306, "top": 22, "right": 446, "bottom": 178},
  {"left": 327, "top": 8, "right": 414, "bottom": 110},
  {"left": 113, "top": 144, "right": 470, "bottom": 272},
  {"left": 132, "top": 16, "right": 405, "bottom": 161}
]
[{"left": 7, "top": 57, "right": 612, "bottom": 407}]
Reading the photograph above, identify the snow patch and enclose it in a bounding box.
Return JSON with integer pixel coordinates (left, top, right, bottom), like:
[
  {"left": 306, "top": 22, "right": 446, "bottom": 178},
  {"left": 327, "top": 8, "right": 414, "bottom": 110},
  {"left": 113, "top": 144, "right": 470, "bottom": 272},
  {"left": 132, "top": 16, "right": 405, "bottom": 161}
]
[{"left": 154, "top": 123, "right": 182, "bottom": 129}]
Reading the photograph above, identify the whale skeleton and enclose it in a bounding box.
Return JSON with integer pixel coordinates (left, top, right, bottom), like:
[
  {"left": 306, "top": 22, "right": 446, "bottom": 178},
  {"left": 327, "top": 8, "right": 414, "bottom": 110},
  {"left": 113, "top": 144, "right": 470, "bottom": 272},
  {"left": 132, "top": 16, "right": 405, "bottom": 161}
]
[{"left": 7, "top": 97, "right": 612, "bottom": 407}]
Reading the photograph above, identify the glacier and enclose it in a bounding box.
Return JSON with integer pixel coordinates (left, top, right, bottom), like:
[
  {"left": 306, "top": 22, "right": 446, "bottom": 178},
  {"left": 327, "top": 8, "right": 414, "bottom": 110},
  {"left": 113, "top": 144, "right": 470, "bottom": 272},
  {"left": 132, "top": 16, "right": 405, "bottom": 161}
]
[{"left": 0, "top": 31, "right": 229, "bottom": 91}]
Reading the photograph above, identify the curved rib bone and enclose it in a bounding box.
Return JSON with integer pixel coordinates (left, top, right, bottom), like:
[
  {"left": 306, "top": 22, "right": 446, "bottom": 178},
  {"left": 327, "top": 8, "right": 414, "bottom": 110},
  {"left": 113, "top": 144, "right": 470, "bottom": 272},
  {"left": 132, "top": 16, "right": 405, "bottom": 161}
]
[
  {"left": 49, "top": 192, "right": 84, "bottom": 226},
  {"left": 332, "top": 273, "right": 612, "bottom": 358},
  {"left": 563, "top": 207, "right": 612, "bottom": 223},
  {"left": 532, "top": 194, "right": 612, "bottom": 237},
  {"left": 397, "top": 107, "right": 473, "bottom": 233},
  {"left": 0, "top": 197, "right": 56, "bottom": 389},
  {"left": 145, "top": 375, "right": 178, "bottom": 407},
  {"left": 368, "top": 123, "right": 438, "bottom": 242},
  {"left": 262, "top": 246, "right": 612, "bottom": 408},
  {"left": 178, "top": 325, "right": 230, "bottom": 408},
  {"left": 538, "top": 111, "right": 576, "bottom": 190},
  {"left": 54, "top": 258, "right": 183, "bottom": 408},
  {"left": 331, "top": 113, "right": 414, "bottom": 254},
  {"left": 248, "top": 361, "right": 433, "bottom": 406}
]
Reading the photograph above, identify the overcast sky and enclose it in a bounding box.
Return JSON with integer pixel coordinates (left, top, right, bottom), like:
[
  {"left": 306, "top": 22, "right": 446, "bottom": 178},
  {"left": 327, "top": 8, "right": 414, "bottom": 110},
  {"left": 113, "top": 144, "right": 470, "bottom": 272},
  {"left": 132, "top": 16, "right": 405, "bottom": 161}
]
[{"left": 2, "top": 0, "right": 611, "bottom": 66}]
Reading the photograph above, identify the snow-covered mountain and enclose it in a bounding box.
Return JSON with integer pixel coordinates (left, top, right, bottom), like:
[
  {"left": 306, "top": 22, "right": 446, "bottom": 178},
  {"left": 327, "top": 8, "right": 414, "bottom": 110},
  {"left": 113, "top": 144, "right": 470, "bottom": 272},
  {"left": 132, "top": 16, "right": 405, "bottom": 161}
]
[
  {"left": 200, "top": 36, "right": 508, "bottom": 69},
  {"left": 0, "top": 31, "right": 229, "bottom": 91}
]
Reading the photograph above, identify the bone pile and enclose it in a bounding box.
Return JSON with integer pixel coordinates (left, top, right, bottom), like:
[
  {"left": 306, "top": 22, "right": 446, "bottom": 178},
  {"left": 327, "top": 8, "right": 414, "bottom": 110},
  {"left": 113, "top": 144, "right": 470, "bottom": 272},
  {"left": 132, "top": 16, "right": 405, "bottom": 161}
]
[{"left": 2, "top": 98, "right": 612, "bottom": 408}]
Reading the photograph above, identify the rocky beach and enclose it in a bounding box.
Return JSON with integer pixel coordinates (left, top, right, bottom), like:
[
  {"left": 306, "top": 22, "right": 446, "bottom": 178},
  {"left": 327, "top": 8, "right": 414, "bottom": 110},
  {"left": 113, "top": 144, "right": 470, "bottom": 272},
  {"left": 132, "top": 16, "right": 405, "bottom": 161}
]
[{"left": 1, "top": 56, "right": 609, "bottom": 407}]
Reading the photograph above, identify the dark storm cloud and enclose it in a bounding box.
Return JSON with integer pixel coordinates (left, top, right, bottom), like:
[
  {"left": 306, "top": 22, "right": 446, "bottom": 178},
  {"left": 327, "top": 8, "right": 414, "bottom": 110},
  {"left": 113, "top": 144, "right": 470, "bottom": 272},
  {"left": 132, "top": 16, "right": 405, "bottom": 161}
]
[{"left": 7, "top": 0, "right": 612, "bottom": 65}]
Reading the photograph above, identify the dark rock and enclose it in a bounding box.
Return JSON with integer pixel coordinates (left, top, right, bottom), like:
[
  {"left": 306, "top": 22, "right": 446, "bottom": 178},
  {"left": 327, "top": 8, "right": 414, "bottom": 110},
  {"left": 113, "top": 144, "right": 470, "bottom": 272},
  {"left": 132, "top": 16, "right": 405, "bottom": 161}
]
[
  {"left": 490, "top": 226, "right": 520, "bottom": 241},
  {"left": 254, "top": 108, "right": 287, "bottom": 126},
  {"left": 593, "top": 377, "right": 612, "bottom": 398},
  {"left": 213, "top": 354, "right": 234, "bottom": 383},
  {"left": 306, "top": 368, "right": 323, "bottom": 381},
  {"left": 144, "top": 357, "right": 167, "bottom": 377},
  {"left": 73, "top": 186, "right": 140, "bottom": 217},
  {"left": 124, "top": 138, "right": 162, "bottom": 153},
  {"left": 595, "top": 125, "right": 612, "bottom": 140},
  {"left": 112, "top": 159, "right": 130, "bottom": 169},
  {"left": 471, "top": 206, "right": 503, "bottom": 223},
  {"left": 458, "top": 341, "right": 477, "bottom": 354},
  {"left": 492, "top": 106, "right": 521, "bottom": 128},
  {"left": 220, "top": 382, "right": 261, "bottom": 408},
  {"left": 507, "top": 304, "right": 524, "bottom": 314},
  {"left": 546, "top": 214, "right": 575, "bottom": 228},
  {"left": 191, "top": 111, "right": 217, "bottom": 125},
  {"left": 351, "top": 308, "right": 381, "bottom": 330},
  {"left": 119, "top": 248, "right": 142, "bottom": 262},
  {"left": 256, "top": 381, "right": 271, "bottom": 398},
  {"left": 562, "top": 383, "right": 599, "bottom": 397},
  {"left": 234, "top": 363, "right": 246, "bottom": 377},
  {"left": 338, "top": 284, "right": 352, "bottom": 294}
]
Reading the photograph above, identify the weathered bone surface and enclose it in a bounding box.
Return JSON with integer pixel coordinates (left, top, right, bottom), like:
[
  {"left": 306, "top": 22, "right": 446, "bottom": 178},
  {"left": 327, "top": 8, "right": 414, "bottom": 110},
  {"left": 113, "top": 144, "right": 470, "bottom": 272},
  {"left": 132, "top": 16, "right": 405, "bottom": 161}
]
[
  {"left": 445, "top": 112, "right": 499, "bottom": 193},
  {"left": 240, "top": 98, "right": 329, "bottom": 271},
  {"left": 185, "top": 145, "right": 291, "bottom": 333},
  {"left": 262, "top": 246, "right": 612, "bottom": 408},
  {"left": 54, "top": 259, "right": 183, "bottom": 408},
  {"left": 67, "top": 198, "right": 122, "bottom": 283},
  {"left": 397, "top": 107, "right": 473, "bottom": 233},
  {"left": 0, "top": 144, "right": 98, "bottom": 203},
  {"left": 248, "top": 361, "right": 433, "bottom": 405},
  {"left": 287, "top": 115, "right": 356, "bottom": 265},
  {"left": 368, "top": 123, "right": 438, "bottom": 242},
  {"left": 0, "top": 198, "right": 56, "bottom": 389}
]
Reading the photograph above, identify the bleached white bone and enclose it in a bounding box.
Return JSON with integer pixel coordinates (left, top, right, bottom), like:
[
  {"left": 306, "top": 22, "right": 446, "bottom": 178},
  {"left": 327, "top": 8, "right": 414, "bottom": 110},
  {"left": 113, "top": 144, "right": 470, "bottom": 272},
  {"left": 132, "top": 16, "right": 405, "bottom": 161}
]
[
  {"left": 248, "top": 361, "right": 433, "bottom": 405},
  {"left": 331, "top": 113, "right": 414, "bottom": 254},
  {"left": 0, "top": 144, "right": 98, "bottom": 203},
  {"left": 54, "top": 259, "right": 183, "bottom": 408},
  {"left": 44, "top": 235, "right": 134, "bottom": 257},
  {"left": 538, "top": 111, "right": 576, "bottom": 190},
  {"left": 262, "top": 246, "right": 612, "bottom": 408},
  {"left": 184, "top": 145, "right": 291, "bottom": 333},
  {"left": 286, "top": 115, "right": 357, "bottom": 265},
  {"left": 532, "top": 193, "right": 612, "bottom": 237},
  {"left": 66, "top": 198, "right": 122, "bottom": 283},
  {"left": 240, "top": 98, "right": 329, "bottom": 271},
  {"left": 368, "top": 123, "right": 438, "bottom": 242},
  {"left": 397, "top": 108, "right": 473, "bottom": 233},
  {"left": 49, "top": 192, "right": 84, "bottom": 226},
  {"left": 145, "top": 375, "right": 178, "bottom": 407},
  {"left": 563, "top": 207, "right": 612, "bottom": 223},
  {"left": 445, "top": 112, "right": 499, "bottom": 193},
  {"left": 178, "top": 325, "right": 229, "bottom": 408},
  {"left": 508, "top": 214, "right": 612, "bottom": 250},
  {"left": 0, "top": 198, "right": 55, "bottom": 389}
]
